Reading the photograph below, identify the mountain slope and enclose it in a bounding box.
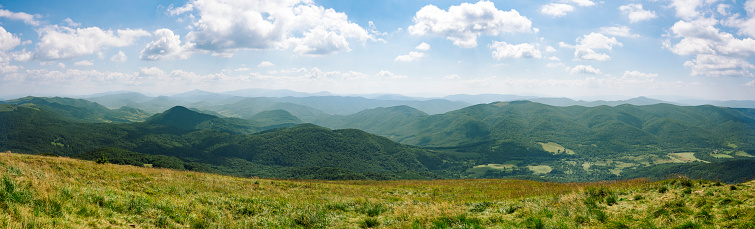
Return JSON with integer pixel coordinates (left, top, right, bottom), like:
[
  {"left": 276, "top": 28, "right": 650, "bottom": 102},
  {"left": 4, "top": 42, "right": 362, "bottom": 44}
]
[
  {"left": 2, "top": 96, "right": 150, "bottom": 123},
  {"left": 0, "top": 104, "right": 441, "bottom": 178}
]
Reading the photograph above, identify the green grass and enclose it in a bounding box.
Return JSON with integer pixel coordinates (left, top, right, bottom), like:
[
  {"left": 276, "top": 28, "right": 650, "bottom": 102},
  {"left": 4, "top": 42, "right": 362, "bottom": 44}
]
[
  {"left": 537, "top": 142, "right": 575, "bottom": 155},
  {"left": 1, "top": 153, "right": 754, "bottom": 228}
]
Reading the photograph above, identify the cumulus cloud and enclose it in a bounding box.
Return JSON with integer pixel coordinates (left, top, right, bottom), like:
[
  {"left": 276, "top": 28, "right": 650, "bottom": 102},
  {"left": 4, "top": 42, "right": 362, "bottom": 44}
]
[
  {"left": 683, "top": 54, "right": 755, "bottom": 77},
  {"left": 622, "top": 70, "right": 657, "bottom": 80},
  {"left": 669, "top": 0, "right": 707, "bottom": 20},
  {"left": 376, "top": 70, "right": 408, "bottom": 79},
  {"left": 565, "top": 0, "right": 595, "bottom": 7},
  {"left": 666, "top": 17, "right": 755, "bottom": 77},
  {"left": 0, "top": 27, "right": 21, "bottom": 51},
  {"left": 415, "top": 42, "right": 431, "bottom": 51},
  {"left": 619, "top": 4, "right": 657, "bottom": 23},
  {"left": 541, "top": 3, "right": 574, "bottom": 17},
  {"left": 568, "top": 65, "right": 601, "bottom": 74},
  {"left": 395, "top": 51, "right": 426, "bottom": 62},
  {"left": 139, "top": 67, "right": 165, "bottom": 76},
  {"left": 33, "top": 26, "right": 150, "bottom": 60},
  {"left": 0, "top": 9, "right": 40, "bottom": 26},
  {"left": 140, "top": 28, "right": 190, "bottom": 60},
  {"left": 722, "top": 0, "right": 755, "bottom": 37},
  {"left": 74, "top": 60, "right": 94, "bottom": 66},
  {"left": 110, "top": 51, "right": 127, "bottom": 62},
  {"left": 0, "top": 62, "right": 20, "bottom": 73},
  {"left": 258, "top": 61, "right": 274, "bottom": 67},
  {"left": 172, "top": 0, "right": 371, "bottom": 56},
  {"left": 563, "top": 33, "right": 622, "bottom": 61},
  {"left": 408, "top": 1, "right": 533, "bottom": 48},
  {"left": 599, "top": 26, "right": 639, "bottom": 38},
  {"left": 490, "top": 41, "right": 542, "bottom": 59}
]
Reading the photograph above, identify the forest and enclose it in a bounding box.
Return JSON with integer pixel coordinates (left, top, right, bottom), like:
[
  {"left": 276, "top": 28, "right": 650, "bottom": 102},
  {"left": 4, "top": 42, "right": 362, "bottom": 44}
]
[{"left": 1, "top": 96, "right": 754, "bottom": 183}]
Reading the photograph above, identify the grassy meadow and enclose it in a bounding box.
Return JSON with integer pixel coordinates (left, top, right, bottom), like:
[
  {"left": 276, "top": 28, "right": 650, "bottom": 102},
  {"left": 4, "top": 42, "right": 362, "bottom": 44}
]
[{"left": 1, "top": 153, "right": 754, "bottom": 228}]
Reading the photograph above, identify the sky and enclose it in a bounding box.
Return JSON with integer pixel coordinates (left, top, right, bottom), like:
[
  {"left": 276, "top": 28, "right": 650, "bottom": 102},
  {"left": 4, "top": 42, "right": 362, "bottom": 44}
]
[{"left": 1, "top": 0, "right": 755, "bottom": 100}]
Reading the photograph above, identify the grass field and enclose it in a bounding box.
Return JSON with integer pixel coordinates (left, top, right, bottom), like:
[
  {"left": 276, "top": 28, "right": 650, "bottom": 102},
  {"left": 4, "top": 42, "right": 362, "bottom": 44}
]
[
  {"left": 1, "top": 153, "right": 754, "bottom": 228},
  {"left": 537, "top": 142, "right": 575, "bottom": 155}
]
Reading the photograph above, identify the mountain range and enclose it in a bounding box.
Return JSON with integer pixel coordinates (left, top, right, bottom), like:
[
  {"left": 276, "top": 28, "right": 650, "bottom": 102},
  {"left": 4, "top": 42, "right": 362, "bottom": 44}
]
[{"left": 1, "top": 91, "right": 754, "bottom": 182}]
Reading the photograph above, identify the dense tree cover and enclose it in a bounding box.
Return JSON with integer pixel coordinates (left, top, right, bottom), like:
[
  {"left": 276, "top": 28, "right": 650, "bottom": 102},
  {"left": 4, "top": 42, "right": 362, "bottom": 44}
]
[
  {"left": 314, "top": 101, "right": 755, "bottom": 156},
  {"left": 624, "top": 159, "right": 755, "bottom": 183},
  {"left": 74, "top": 147, "right": 189, "bottom": 170},
  {"left": 1, "top": 96, "right": 150, "bottom": 123},
  {"left": 0, "top": 104, "right": 445, "bottom": 179},
  {"left": 3, "top": 97, "right": 755, "bottom": 182}
]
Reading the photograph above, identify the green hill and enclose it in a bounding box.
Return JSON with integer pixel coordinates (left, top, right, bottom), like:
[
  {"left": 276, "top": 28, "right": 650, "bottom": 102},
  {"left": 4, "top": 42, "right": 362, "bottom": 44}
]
[
  {"left": 145, "top": 106, "right": 218, "bottom": 129},
  {"left": 0, "top": 104, "right": 442, "bottom": 179},
  {"left": 248, "top": 109, "right": 302, "bottom": 127},
  {"left": 2, "top": 96, "right": 150, "bottom": 123}
]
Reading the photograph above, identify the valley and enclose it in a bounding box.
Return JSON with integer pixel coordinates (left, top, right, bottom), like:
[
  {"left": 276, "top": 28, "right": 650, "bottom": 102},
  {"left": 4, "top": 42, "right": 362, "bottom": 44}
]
[{"left": 1, "top": 92, "right": 754, "bottom": 183}]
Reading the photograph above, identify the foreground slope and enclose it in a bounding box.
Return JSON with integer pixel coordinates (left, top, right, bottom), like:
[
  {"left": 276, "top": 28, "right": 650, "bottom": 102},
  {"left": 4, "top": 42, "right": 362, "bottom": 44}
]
[{"left": 1, "top": 153, "right": 753, "bottom": 228}]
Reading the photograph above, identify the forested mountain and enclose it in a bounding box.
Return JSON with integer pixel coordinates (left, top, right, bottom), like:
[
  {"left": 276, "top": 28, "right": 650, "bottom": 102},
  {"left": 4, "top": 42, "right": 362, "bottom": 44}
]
[
  {"left": 0, "top": 104, "right": 443, "bottom": 179},
  {"left": 316, "top": 101, "right": 754, "bottom": 152},
  {"left": 1, "top": 96, "right": 150, "bottom": 123},
  {"left": 2, "top": 95, "right": 755, "bottom": 182},
  {"left": 83, "top": 91, "right": 153, "bottom": 109},
  {"left": 273, "top": 96, "right": 469, "bottom": 115}
]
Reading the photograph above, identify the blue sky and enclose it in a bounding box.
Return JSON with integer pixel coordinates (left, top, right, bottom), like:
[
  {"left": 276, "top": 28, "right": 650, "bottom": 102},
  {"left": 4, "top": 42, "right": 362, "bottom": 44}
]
[{"left": 1, "top": 0, "right": 754, "bottom": 100}]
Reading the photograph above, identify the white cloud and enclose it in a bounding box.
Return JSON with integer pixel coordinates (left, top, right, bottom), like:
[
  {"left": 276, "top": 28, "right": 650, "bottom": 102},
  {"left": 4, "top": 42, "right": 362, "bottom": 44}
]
[
  {"left": 666, "top": 17, "right": 755, "bottom": 76},
  {"left": 564, "top": 32, "right": 622, "bottom": 61},
  {"left": 139, "top": 67, "right": 165, "bottom": 76},
  {"left": 0, "top": 63, "right": 20, "bottom": 73},
  {"left": 0, "top": 9, "right": 40, "bottom": 26},
  {"left": 490, "top": 41, "right": 542, "bottom": 59},
  {"left": 0, "top": 27, "right": 21, "bottom": 51},
  {"left": 409, "top": 1, "right": 533, "bottom": 48},
  {"left": 395, "top": 51, "right": 426, "bottom": 62},
  {"left": 415, "top": 42, "right": 431, "bottom": 51},
  {"left": 722, "top": 0, "right": 755, "bottom": 37},
  {"left": 669, "top": 0, "right": 709, "bottom": 20},
  {"left": 622, "top": 70, "right": 657, "bottom": 80},
  {"left": 140, "top": 29, "right": 190, "bottom": 60},
  {"left": 547, "top": 62, "right": 565, "bottom": 68},
  {"left": 33, "top": 26, "right": 150, "bottom": 60},
  {"left": 565, "top": 0, "right": 595, "bottom": 7},
  {"left": 64, "top": 18, "right": 81, "bottom": 27},
  {"left": 541, "top": 3, "right": 574, "bottom": 17},
  {"left": 618, "top": 4, "right": 657, "bottom": 23},
  {"left": 745, "top": 80, "right": 755, "bottom": 87},
  {"left": 443, "top": 74, "right": 460, "bottom": 80},
  {"left": 683, "top": 54, "right": 755, "bottom": 77},
  {"left": 548, "top": 56, "right": 561, "bottom": 61},
  {"left": 717, "top": 4, "right": 730, "bottom": 16},
  {"left": 110, "top": 51, "right": 127, "bottom": 62},
  {"left": 175, "top": 0, "right": 370, "bottom": 56},
  {"left": 258, "top": 61, "right": 275, "bottom": 67},
  {"left": 74, "top": 60, "right": 94, "bottom": 66},
  {"left": 57, "top": 63, "right": 66, "bottom": 69},
  {"left": 569, "top": 65, "right": 601, "bottom": 74},
  {"left": 599, "top": 26, "right": 639, "bottom": 38},
  {"left": 377, "top": 70, "right": 408, "bottom": 79},
  {"left": 545, "top": 46, "right": 557, "bottom": 53}
]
